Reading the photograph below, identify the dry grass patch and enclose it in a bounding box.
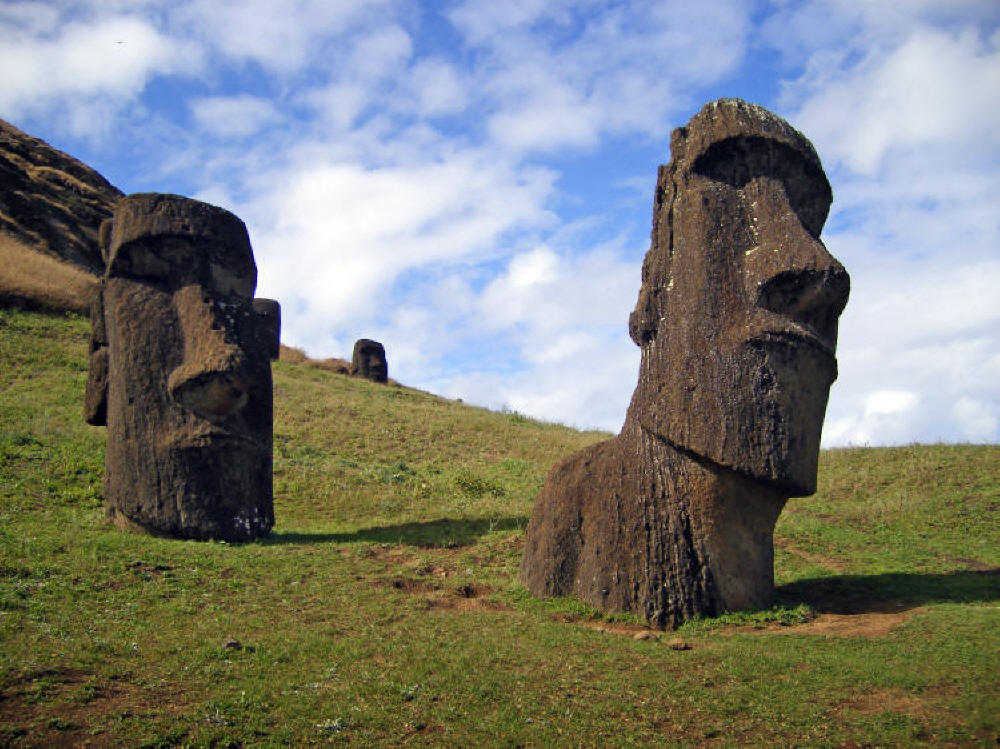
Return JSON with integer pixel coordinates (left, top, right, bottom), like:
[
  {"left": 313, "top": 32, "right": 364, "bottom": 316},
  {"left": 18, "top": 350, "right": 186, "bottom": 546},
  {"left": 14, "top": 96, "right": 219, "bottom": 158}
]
[{"left": 0, "top": 235, "right": 97, "bottom": 313}]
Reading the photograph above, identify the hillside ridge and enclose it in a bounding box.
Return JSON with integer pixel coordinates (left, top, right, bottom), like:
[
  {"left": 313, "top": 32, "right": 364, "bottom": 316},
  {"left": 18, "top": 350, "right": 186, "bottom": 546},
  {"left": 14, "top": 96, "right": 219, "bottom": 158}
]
[{"left": 0, "top": 119, "right": 123, "bottom": 312}]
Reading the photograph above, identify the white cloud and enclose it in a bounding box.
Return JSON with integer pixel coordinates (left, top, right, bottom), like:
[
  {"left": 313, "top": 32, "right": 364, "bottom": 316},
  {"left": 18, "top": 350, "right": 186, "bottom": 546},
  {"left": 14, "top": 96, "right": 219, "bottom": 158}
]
[
  {"left": 952, "top": 397, "right": 998, "bottom": 442},
  {"left": 792, "top": 26, "right": 1000, "bottom": 174},
  {"left": 244, "top": 150, "right": 557, "bottom": 353},
  {"left": 822, "top": 254, "right": 1000, "bottom": 446},
  {"left": 0, "top": 2, "right": 59, "bottom": 34},
  {"left": 0, "top": 15, "right": 200, "bottom": 123},
  {"left": 410, "top": 59, "right": 467, "bottom": 116},
  {"left": 451, "top": 0, "right": 751, "bottom": 155},
  {"left": 174, "top": 0, "right": 392, "bottom": 74},
  {"left": 190, "top": 95, "right": 282, "bottom": 138},
  {"left": 349, "top": 25, "right": 412, "bottom": 80},
  {"left": 446, "top": 0, "right": 577, "bottom": 44},
  {"left": 864, "top": 391, "right": 919, "bottom": 418}
]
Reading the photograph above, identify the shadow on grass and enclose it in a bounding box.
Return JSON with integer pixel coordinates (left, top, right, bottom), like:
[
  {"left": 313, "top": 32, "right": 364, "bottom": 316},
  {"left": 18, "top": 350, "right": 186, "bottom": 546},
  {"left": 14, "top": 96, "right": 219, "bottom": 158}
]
[
  {"left": 263, "top": 516, "right": 528, "bottom": 548},
  {"left": 777, "top": 568, "right": 1000, "bottom": 614}
]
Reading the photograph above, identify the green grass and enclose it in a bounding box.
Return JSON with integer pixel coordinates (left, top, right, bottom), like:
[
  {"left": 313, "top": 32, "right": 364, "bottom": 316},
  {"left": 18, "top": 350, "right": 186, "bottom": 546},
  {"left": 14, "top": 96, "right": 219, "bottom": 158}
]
[{"left": 1, "top": 308, "right": 998, "bottom": 746}]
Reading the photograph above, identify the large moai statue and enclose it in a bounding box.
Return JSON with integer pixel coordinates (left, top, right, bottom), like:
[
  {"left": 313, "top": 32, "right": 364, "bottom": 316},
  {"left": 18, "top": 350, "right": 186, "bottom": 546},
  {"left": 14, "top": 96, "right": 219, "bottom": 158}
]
[
  {"left": 350, "top": 338, "right": 388, "bottom": 383},
  {"left": 520, "top": 99, "right": 850, "bottom": 628},
  {"left": 84, "top": 194, "right": 281, "bottom": 542}
]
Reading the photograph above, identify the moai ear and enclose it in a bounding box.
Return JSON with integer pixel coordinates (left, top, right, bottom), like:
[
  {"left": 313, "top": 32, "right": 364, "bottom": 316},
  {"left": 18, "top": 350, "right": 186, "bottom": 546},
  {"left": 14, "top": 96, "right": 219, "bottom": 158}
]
[
  {"left": 628, "top": 256, "right": 659, "bottom": 346},
  {"left": 252, "top": 298, "right": 281, "bottom": 360},
  {"left": 98, "top": 218, "right": 113, "bottom": 269},
  {"left": 628, "top": 166, "right": 676, "bottom": 347},
  {"left": 84, "top": 286, "right": 108, "bottom": 426}
]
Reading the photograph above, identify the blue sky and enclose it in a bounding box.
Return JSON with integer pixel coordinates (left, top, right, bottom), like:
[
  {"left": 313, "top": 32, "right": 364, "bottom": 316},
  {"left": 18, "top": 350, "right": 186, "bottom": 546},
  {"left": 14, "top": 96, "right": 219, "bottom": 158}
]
[{"left": 2, "top": 0, "right": 998, "bottom": 445}]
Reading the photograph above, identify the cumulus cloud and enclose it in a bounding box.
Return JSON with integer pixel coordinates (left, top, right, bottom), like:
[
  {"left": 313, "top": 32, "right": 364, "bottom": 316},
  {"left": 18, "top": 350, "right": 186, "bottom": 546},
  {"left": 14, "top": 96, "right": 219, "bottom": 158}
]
[
  {"left": 453, "top": 243, "right": 641, "bottom": 430},
  {"left": 190, "top": 95, "right": 282, "bottom": 138},
  {"left": 952, "top": 397, "right": 999, "bottom": 443},
  {"left": 0, "top": 14, "right": 200, "bottom": 126},
  {"left": 451, "top": 0, "right": 751, "bottom": 155},
  {"left": 791, "top": 26, "right": 1000, "bottom": 174},
  {"left": 243, "top": 150, "right": 557, "bottom": 355},
  {"left": 409, "top": 59, "right": 468, "bottom": 117},
  {"left": 173, "top": 0, "right": 392, "bottom": 74}
]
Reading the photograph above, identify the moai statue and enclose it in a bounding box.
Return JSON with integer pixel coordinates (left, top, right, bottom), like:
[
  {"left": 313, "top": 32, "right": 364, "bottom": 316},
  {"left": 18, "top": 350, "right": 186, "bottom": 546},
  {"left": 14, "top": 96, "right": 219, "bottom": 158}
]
[
  {"left": 84, "top": 193, "right": 281, "bottom": 542},
  {"left": 520, "top": 99, "right": 850, "bottom": 628},
  {"left": 350, "top": 338, "right": 388, "bottom": 383}
]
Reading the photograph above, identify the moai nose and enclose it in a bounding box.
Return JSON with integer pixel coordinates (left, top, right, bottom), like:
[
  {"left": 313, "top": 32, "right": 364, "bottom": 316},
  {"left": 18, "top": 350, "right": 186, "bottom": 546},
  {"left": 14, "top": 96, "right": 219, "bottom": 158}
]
[
  {"left": 755, "top": 261, "right": 849, "bottom": 349},
  {"left": 745, "top": 186, "right": 850, "bottom": 350},
  {"left": 167, "top": 285, "right": 249, "bottom": 421},
  {"left": 169, "top": 369, "right": 249, "bottom": 420}
]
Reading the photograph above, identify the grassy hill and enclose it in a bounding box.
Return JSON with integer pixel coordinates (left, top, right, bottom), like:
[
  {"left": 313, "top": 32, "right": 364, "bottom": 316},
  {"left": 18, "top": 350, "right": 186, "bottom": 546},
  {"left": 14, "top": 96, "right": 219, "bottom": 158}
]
[{"left": 1, "top": 308, "right": 997, "bottom": 747}]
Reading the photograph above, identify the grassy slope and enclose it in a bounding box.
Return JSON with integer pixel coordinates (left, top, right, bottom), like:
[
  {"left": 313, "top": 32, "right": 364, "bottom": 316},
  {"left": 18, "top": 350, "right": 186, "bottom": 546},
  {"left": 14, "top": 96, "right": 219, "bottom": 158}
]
[{"left": 1, "top": 308, "right": 997, "bottom": 747}]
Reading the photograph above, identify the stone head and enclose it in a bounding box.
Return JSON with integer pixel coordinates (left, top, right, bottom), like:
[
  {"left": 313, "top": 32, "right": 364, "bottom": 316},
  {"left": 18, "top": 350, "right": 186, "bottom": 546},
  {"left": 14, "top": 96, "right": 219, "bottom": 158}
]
[
  {"left": 351, "top": 338, "right": 388, "bottom": 383},
  {"left": 86, "top": 193, "right": 280, "bottom": 540},
  {"left": 627, "top": 99, "right": 849, "bottom": 496}
]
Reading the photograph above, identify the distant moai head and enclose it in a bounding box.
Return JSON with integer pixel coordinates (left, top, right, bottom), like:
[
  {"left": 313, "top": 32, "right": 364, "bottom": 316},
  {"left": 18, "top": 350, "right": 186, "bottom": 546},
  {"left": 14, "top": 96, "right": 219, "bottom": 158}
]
[
  {"left": 627, "top": 99, "right": 849, "bottom": 495},
  {"left": 85, "top": 193, "right": 280, "bottom": 541},
  {"left": 351, "top": 339, "right": 387, "bottom": 383}
]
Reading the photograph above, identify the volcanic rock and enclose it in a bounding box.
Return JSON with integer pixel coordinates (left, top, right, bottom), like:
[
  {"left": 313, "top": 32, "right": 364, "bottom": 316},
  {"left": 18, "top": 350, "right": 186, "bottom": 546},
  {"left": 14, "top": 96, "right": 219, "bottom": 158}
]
[{"left": 0, "top": 119, "right": 123, "bottom": 311}]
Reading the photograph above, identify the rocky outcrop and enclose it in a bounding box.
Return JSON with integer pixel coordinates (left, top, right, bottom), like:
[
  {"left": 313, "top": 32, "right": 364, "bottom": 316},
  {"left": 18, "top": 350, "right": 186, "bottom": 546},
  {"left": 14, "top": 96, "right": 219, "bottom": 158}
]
[
  {"left": 86, "top": 193, "right": 280, "bottom": 542},
  {"left": 520, "top": 99, "right": 850, "bottom": 628},
  {"left": 0, "top": 119, "right": 123, "bottom": 311}
]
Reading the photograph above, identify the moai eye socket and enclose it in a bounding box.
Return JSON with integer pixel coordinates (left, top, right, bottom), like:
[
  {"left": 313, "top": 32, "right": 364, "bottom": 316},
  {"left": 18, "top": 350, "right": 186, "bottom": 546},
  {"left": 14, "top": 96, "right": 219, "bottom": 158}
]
[
  {"left": 107, "top": 238, "right": 191, "bottom": 284},
  {"left": 692, "top": 136, "right": 831, "bottom": 239}
]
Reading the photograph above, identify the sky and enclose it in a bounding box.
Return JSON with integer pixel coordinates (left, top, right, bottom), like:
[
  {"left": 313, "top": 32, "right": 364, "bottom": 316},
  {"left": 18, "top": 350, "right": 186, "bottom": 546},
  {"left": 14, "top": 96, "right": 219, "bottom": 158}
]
[{"left": 2, "top": 0, "right": 998, "bottom": 446}]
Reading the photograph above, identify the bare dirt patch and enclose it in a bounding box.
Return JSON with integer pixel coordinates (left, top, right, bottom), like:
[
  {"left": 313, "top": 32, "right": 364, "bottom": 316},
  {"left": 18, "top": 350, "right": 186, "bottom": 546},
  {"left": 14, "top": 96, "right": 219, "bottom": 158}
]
[
  {"left": 828, "top": 685, "right": 964, "bottom": 736},
  {"left": 373, "top": 576, "right": 440, "bottom": 595},
  {"left": 0, "top": 667, "right": 189, "bottom": 748},
  {"left": 369, "top": 573, "right": 511, "bottom": 613},
  {"left": 745, "top": 608, "right": 922, "bottom": 638}
]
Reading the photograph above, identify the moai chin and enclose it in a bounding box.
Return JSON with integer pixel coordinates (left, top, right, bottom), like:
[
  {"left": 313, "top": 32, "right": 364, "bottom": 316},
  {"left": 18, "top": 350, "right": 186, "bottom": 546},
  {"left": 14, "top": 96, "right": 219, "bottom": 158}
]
[
  {"left": 84, "top": 193, "right": 281, "bottom": 542},
  {"left": 519, "top": 99, "right": 850, "bottom": 628},
  {"left": 350, "top": 338, "right": 388, "bottom": 383}
]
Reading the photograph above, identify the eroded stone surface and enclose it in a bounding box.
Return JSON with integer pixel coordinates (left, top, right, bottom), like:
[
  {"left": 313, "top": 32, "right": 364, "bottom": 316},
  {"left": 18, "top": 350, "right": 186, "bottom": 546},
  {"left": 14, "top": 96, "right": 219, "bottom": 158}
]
[
  {"left": 520, "top": 99, "right": 849, "bottom": 628},
  {"left": 351, "top": 338, "right": 388, "bottom": 383},
  {"left": 85, "top": 193, "right": 281, "bottom": 541}
]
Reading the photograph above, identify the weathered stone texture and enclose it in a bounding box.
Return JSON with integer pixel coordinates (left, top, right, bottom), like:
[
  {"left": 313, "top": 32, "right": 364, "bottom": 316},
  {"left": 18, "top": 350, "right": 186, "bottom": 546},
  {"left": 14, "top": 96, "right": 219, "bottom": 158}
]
[
  {"left": 520, "top": 99, "right": 850, "bottom": 628},
  {"left": 351, "top": 338, "right": 388, "bottom": 383},
  {"left": 86, "top": 193, "right": 280, "bottom": 542}
]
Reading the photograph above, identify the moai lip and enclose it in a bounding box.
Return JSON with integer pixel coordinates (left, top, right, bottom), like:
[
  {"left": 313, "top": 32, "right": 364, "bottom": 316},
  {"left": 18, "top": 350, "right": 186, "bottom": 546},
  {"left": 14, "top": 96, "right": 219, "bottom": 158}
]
[
  {"left": 520, "top": 99, "right": 850, "bottom": 628},
  {"left": 85, "top": 193, "right": 281, "bottom": 542}
]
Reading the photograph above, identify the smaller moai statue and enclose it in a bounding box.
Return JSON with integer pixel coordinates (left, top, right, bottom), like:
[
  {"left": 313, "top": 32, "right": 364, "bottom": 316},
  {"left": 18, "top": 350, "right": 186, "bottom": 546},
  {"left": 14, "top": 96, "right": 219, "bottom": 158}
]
[
  {"left": 84, "top": 193, "right": 280, "bottom": 542},
  {"left": 350, "top": 338, "right": 388, "bottom": 383}
]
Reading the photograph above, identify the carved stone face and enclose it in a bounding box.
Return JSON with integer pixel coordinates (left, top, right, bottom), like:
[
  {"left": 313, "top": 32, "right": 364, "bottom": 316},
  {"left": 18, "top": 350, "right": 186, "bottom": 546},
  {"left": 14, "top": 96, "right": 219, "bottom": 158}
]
[
  {"left": 628, "top": 101, "right": 849, "bottom": 495},
  {"left": 89, "top": 194, "right": 280, "bottom": 540}
]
